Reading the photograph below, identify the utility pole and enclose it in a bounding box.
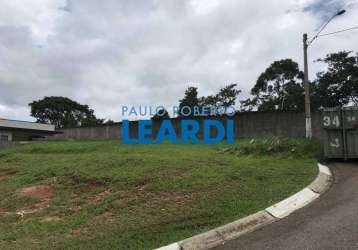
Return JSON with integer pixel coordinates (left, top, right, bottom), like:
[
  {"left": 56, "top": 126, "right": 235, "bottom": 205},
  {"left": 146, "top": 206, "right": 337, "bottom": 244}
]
[
  {"left": 302, "top": 9, "right": 346, "bottom": 139},
  {"left": 303, "top": 33, "right": 312, "bottom": 139}
]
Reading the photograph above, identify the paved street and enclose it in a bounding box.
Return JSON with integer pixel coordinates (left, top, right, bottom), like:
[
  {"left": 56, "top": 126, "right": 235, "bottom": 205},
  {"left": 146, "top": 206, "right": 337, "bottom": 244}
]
[{"left": 212, "top": 162, "right": 358, "bottom": 250}]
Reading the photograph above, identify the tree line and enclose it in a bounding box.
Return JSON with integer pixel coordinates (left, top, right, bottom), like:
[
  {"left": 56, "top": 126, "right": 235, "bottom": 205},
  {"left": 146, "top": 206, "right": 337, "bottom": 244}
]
[
  {"left": 177, "top": 50, "right": 358, "bottom": 115},
  {"left": 29, "top": 50, "right": 358, "bottom": 128}
]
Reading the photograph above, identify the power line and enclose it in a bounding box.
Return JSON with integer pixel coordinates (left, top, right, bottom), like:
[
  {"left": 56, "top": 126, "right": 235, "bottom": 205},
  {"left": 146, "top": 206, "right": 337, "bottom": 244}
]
[
  {"left": 318, "top": 26, "right": 358, "bottom": 37},
  {"left": 310, "top": 15, "right": 337, "bottom": 43},
  {"left": 308, "top": 10, "right": 346, "bottom": 45}
]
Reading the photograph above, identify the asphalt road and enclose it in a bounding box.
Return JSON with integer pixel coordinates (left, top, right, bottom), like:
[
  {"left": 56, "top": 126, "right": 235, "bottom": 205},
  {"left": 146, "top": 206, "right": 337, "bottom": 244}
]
[{"left": 212, "top": 162, "right": 358, "bottom": 250}]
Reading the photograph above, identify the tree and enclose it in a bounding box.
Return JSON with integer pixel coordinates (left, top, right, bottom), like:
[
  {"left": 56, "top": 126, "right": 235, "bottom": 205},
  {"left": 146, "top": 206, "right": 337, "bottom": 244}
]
[
  {"left": 151, "top": 108, "right": 170, "bottom": 120},
  {"left": 246, "top": 59, "right": 304, "bottom": 111},
  {"left": 179, "top": 84, "right": 242, "bottom": 116},
  {"left": 240, "top": 98, "right": 257, "bottom": 112},
  {"left": 312, "top": 51, "right": 358, "bottom": 108},
  {"left": 201, "top": 84, "right": 241, "bottom": 107},
  {"left": 178, "top": 87, "right": 199, "bottom": 117},
  {"left": 103, "top": 119, "right": 116, "bottom": 125},
  {"left": 199, "top": 84, "right": 241, "bottom": 115},
  {"left": 29, "top": 96, "right": 104, "bottom": 128}
]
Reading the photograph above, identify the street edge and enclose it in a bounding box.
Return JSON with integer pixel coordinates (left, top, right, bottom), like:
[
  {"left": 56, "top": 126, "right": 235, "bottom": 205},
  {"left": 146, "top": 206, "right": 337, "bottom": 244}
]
[{"left": 154, "top": 163, "right": 333, "bottom": 250}]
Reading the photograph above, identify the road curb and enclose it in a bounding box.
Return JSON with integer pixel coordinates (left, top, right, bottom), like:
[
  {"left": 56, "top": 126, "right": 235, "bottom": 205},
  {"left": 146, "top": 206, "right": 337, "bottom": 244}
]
[
  {"left": 156, "top": 243, "right": 181, "bottom": 250},
  {"left": 308, "top": 164, "right": 333, "bottom": 194},
  {"left": 265, "top": 188, "right": 320, "bottom": 219},
  {"left": 155, "top": 163, "right": 332, "bottom": 250},
  {"left": 179, "top": 211, "right": 276, "bottom": 250}
]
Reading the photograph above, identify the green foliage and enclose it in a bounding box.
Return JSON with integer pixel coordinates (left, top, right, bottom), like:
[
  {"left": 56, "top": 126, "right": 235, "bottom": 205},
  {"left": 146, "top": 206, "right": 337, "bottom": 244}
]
[
  {"left": 244, "top": 59, "right": 304, "bottom": 112},
  {"left": 103, "top": 119, "right": 116, "bottom": 125},
  {"left": 29, "top": 96, "right": 104, "bottom": 128},
  {"left": 243, "top": 51, "right": 358, "bottom": 112},
  {"left": 151, "top": 108, "right": 170, "bottom": 120},
  {"left": 200, "top": 84, "right": 241, "bottom": 108},
  {"left": 312, "top": 51, "right": 358, "bottom": 108},
  {"left": 221, "top": 137, "right": 321, "bottom": 158},
  {"left": 178, "top": 87, "right": 200, "bottom": 117},
  {"left": 179, "top": 84, "right": 241, "bottom": 116}
]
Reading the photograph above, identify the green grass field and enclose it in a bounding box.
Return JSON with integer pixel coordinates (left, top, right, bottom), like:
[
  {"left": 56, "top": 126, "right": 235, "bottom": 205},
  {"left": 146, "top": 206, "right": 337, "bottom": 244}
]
[{"left": 0, "top": 138, "right": 320, "bottom": 249}]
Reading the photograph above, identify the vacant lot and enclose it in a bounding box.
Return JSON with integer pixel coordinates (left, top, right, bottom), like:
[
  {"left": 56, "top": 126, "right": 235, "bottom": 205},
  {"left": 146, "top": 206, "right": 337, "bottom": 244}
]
[{"left": 0, "top": 139, "right": 319, "bottom": 249}]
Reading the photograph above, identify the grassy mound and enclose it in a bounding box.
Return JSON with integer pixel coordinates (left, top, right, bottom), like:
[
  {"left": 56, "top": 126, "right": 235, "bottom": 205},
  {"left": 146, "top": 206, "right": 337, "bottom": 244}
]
[{"left": 0, "top": 139, "right": 319, "bottom": 249}]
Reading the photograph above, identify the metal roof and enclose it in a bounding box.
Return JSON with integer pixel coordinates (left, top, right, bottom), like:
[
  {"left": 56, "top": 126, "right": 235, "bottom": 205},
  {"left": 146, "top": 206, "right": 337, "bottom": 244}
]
[{"left": 0, "top": 118, "right": 55, "bottom": 132}]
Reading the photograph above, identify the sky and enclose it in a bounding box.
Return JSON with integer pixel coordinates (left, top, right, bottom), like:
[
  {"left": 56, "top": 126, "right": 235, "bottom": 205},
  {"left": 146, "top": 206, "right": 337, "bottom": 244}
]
[{"left": 0, "top": 0, "right": 357, "bottom": 121}]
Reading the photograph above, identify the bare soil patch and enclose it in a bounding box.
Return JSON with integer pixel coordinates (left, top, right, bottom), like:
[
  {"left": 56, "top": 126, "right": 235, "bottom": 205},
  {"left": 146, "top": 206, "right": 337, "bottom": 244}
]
[
  {"left": 41, "top": 214, "right": 63, "bottom": 223},
  {"left": 17, "top": 185, "right": 53, "bottom": 200},
  {"left": 69, "top": 176, "right": 106, "bottom": 189},
  {"left": 152, "top": 191, "right": 195, "bottom": 204},
  {"left": 88, "top": 190, "right": 111, "bottom": 204},
  {"left": 16, "top": 185, "right": 54, "bottom": 214},
  {"left": 16, "top": 201, "right": 50, "bottom": 214},
  {"left": 0, "top": 208, "right": 8, "bottom": 216}
]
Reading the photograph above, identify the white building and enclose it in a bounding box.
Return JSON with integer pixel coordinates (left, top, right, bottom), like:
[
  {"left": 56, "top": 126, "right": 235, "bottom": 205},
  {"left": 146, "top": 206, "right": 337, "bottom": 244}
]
[{"left": 0, "top": 118, "right": 57, "bottom": 141}]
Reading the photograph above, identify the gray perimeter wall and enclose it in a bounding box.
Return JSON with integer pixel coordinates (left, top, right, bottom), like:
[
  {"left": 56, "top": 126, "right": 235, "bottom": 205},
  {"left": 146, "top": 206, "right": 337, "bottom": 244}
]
[{"left": 50, "top": 111, "right": 323, "bottom": 141}]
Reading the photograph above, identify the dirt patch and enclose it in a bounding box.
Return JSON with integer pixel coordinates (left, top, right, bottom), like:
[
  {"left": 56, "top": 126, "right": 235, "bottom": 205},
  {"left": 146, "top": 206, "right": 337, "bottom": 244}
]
[
  {"left": 16, "top": 185, "right": 54, "bottom": 214},
  {"left": 17, "top": 201, "right": 50, "bottom": 214},
  {"left": 69, "top": 176, "right": 106, "bottom": 189},
  {"left": 71, "top": 228, "right": 83, "bottom": 236},
  {"left": 69, "top": 205, "right": 82, "bottom": 212},
  {"left": 88, "top": 190, "right": 111, "bottom": 204},
  {"left": 17, "top": 185, "right": 53, "bottom": 200},
  {"left": 152, "top": 191, "right": 195, "bottom": 205},
  {"left": 41, "top": 214, "right": 63, "bottom": 222},
  {"left": 0, "top": 208, "right": 9, "bottom": 216},
  {"left": 85, "top": 180, "right": 104, "bottom": 189},
  {"left": 0, "top": 176, "right": 8, "bottom": 181}
]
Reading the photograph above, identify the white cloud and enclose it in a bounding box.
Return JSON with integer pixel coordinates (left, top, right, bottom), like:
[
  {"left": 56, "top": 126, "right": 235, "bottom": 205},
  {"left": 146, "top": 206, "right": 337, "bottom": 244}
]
[
  {"left": 0, "top": 0, "right": 66, "bottom": 44},
  {"left": 190, "top": 0, "right": 221, "bottom": 15},
  {"left": 0, "top": 0, "right": 357, "bottom": 122}
]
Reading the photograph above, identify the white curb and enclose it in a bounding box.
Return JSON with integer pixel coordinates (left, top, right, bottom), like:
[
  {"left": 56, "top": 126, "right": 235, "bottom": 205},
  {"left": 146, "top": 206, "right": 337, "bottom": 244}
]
[
  {"left": 265, "top": 188, "right": 319, "bottom": 219},
  {"left": 155, "top": 243, "right": 181, "bottom": 250},
  {"left": 155, "top": 163, "right": 332, "bottom": 250},
  {"left": 309, "top": 169, "right": 332, "bottom": 194},
  {"left": 178, "top": 211, "right": 275, "bottom": 250},
  {"left": 318, "top": 163, "right": 331, "bottom": 176}
]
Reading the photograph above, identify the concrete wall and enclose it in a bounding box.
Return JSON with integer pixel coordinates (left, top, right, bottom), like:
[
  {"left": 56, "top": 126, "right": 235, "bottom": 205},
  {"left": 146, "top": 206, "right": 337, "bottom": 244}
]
[
  {"left": 52, "top": 123, "right": 122, "bottom": 140},
  {"left": 51, "top": 111, "right": 323, "bottom": 141},
  {"left": 0, "top": 131, "right": 12, "bottom": 141},
  {"left": 234, "top": 111, "right": 322, "bottom": 139},
  {"left": 0, "top": 129, "right": 50, "bottom": 141}
]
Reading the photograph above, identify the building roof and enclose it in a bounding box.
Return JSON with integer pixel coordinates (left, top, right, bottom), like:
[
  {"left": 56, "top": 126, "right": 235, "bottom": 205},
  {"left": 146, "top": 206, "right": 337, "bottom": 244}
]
[{"left": 0, "top": 118, "right": 55, "bottom": 132}]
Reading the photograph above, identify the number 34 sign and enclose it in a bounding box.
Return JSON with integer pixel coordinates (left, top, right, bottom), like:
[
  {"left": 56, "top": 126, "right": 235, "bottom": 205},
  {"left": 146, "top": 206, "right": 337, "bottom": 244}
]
[{"left": 323, "top": 115, "right": 340, "bottom": 127}]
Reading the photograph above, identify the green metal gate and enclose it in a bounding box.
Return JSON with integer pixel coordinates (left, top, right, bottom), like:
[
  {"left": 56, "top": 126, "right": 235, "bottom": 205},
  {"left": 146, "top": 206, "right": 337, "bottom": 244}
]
[{"left": 321, "top": 106, "right": 358, "bottom": 159}]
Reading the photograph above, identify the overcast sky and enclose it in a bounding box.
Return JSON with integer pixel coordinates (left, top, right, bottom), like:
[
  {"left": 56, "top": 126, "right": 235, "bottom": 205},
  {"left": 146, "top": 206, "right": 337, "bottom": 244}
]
[{"left": 0, "top": 0, "right": 357, "bottom": 121}]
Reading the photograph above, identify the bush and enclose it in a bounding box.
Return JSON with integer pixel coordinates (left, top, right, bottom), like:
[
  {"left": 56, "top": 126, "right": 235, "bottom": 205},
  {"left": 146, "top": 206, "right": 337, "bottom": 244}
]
[{"left": 221, "top": 137, "right": 321, "bottom": 158}]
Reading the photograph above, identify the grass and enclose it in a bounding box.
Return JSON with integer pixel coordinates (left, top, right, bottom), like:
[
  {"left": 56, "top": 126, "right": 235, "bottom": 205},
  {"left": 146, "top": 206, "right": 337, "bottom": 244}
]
[{"left": 0, "top": 138, "right": 320, "bottom": 249}]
